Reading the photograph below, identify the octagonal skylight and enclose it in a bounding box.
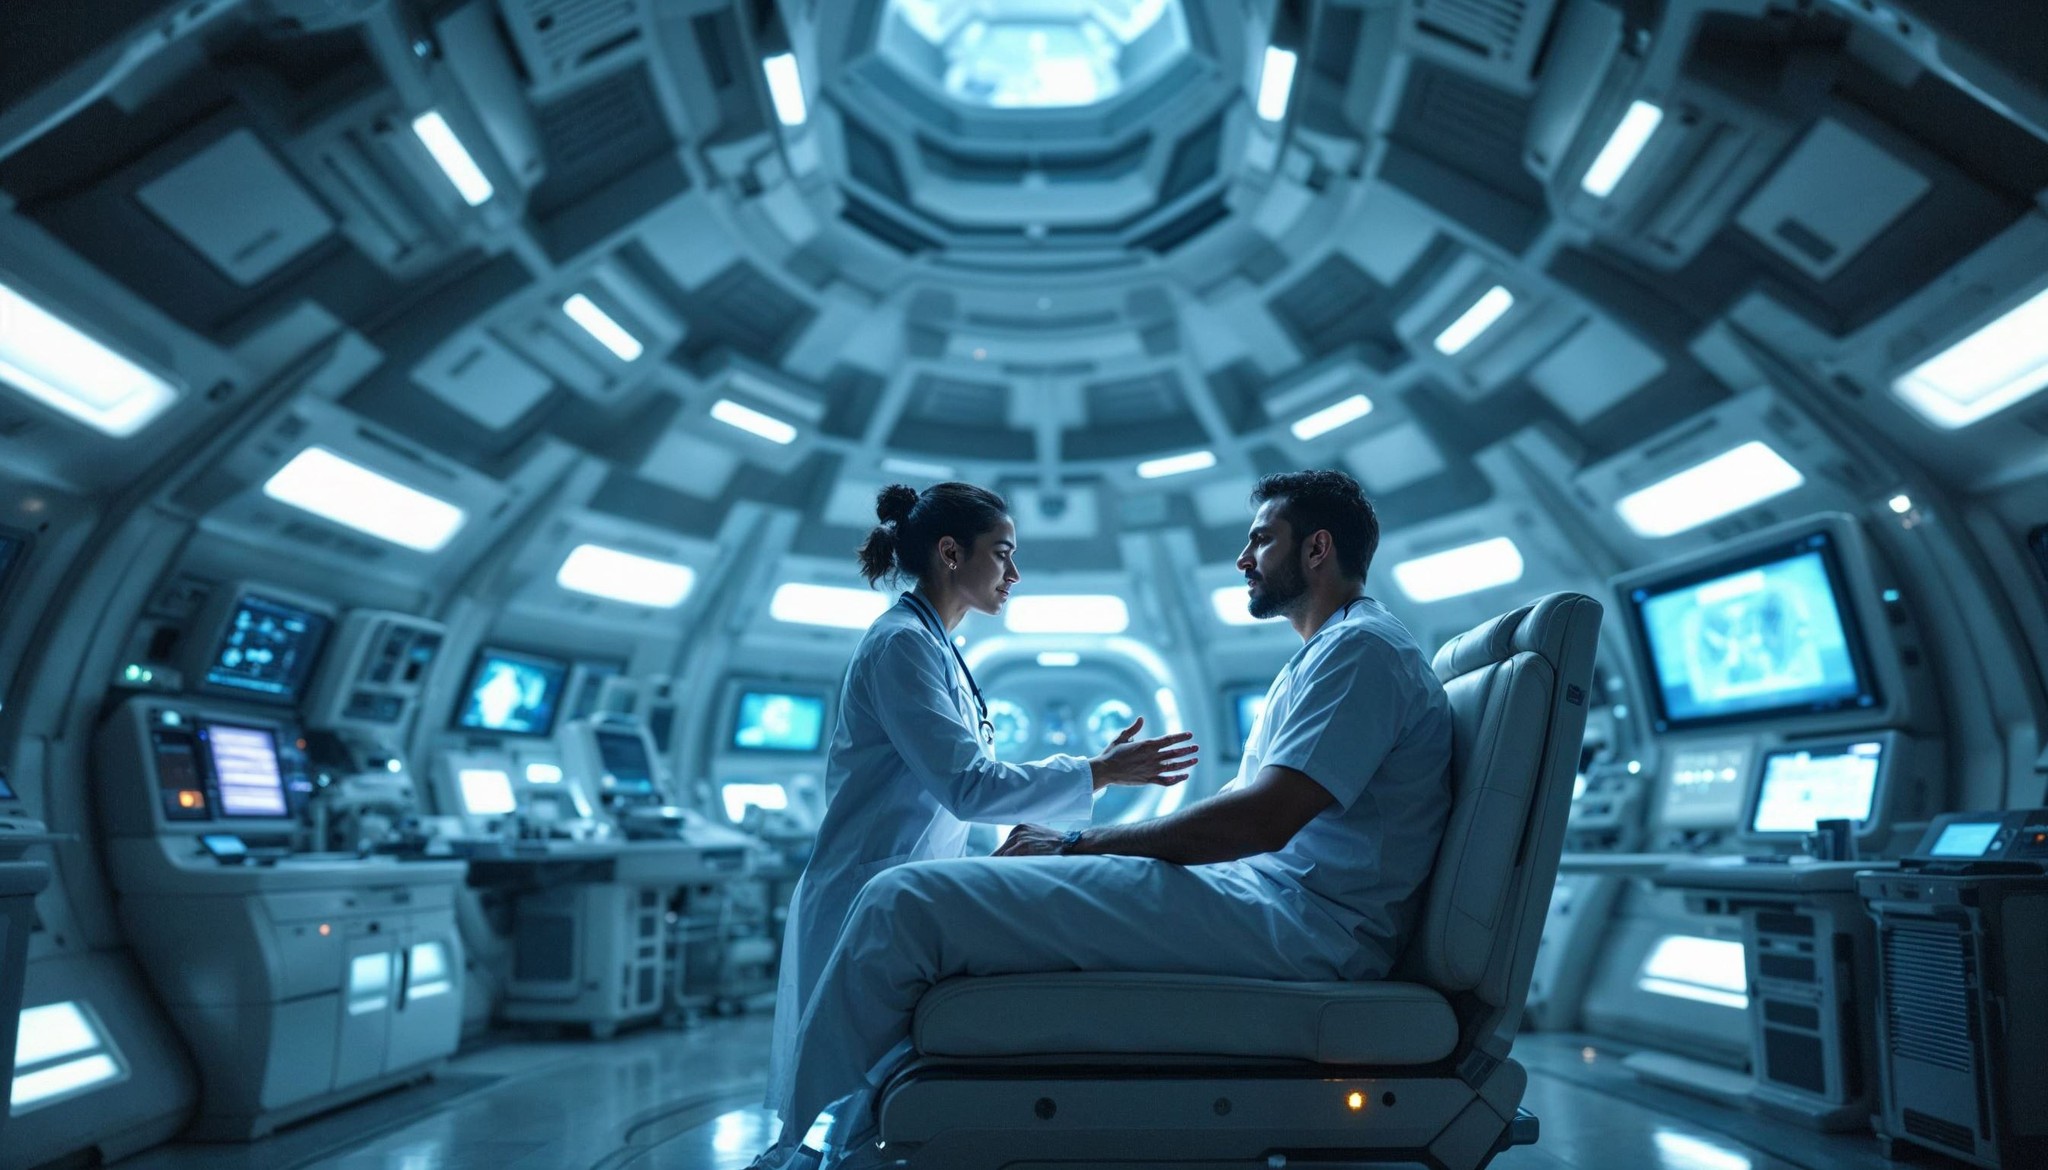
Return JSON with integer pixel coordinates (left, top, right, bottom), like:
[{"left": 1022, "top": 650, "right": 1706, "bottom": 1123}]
[{"left": 886, "top": 0, "right": 1190, "bottom": 109}]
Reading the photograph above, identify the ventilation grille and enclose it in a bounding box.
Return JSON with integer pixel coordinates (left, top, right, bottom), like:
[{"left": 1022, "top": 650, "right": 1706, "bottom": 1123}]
[
  {"left": 1087, "top": 372, "right": 1184, "bottom": 426},
  {"left": 1268, "top": 253, "right": 1389, "bottom": 358},
  {"left": 500, "top": 0, "right": 643, "bottom": 87},
  {"left": 910, "top": 375, "right": 1008, "bottom": 427},
  {"left": 1414, "top": 0, "right": 1535, "bottom": 61},
  {"left": 684, "top": 263, "right": 815, "bottom": 361},
  {"left": 1883, "top": 924, "right": 1974, "bottom": 1073},
  {"left": 536, "top": 67, "right": 664, "bottom": 181},
  {"left": 1902, "top": 1108, "right": 1974, "bottom": 1154}
]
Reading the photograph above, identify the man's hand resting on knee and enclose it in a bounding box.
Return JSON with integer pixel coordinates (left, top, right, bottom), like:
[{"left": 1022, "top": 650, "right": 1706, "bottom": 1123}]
[{"left": 995, "top": 765, "right": 1335, "bottom": 864}]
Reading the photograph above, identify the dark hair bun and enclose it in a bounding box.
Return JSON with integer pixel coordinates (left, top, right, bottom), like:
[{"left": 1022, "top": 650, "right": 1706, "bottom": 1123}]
[{"left": 876, "top": 484, "right": 919, "bottom": 525}]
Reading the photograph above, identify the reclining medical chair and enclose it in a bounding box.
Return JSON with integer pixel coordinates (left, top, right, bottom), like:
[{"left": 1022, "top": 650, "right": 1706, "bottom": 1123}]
[{"left": 876, "top": 592, "right": 1603, "bottom": 1169}]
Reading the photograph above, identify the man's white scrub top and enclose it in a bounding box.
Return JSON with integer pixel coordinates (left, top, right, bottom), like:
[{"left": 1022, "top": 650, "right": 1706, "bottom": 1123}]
[{"left": 1233, "top": 596, "right": 1454, "bottom": 975}]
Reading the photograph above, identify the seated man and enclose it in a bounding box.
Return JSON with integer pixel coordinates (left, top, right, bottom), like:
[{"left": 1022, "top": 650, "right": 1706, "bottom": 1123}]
[{"left": 763, "top": 469, "right": 1454, "bottom": 1170}]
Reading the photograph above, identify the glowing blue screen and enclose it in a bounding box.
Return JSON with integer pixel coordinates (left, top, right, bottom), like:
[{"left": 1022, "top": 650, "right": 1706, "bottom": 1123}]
[
  {"left": 1635, "top": 549, "right": 1868, "bottom": 727},
  {"left": 456, "top": 651, "right": 568, "bottom": 737},
  {"left": 733, "top": 692, "right": 826, "bottom": 753}
]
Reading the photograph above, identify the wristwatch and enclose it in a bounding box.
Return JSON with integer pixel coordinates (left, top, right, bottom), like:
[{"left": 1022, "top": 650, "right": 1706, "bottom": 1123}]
[{"left": 1057, "top": 829, "right": 1088, "bottom": 855}]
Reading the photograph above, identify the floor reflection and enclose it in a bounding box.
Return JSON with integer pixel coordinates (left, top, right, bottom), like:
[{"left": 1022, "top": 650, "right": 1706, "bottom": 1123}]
[{"left": 126, "top": 1021, "right": 1900, "bottom": 1170}]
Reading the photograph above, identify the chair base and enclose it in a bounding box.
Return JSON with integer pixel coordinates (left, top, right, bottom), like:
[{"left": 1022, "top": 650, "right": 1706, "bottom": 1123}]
[{"left": 877, "top": 1061, "right": 1530, "bottom": 1170}]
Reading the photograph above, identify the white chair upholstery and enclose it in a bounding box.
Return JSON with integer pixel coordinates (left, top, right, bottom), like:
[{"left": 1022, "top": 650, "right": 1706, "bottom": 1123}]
[
  {"left": 881, "top": 593, "right": 1604, "bottom": 1170},
  {"left": 916, "top": 973, "right": 1461, "bottom": 1064}
]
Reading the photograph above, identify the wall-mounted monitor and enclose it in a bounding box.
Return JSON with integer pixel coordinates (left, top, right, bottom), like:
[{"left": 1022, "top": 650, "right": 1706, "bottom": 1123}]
[
  {"left": 1746, "top": 739, "right": 1886, "bottom": 838},
  {"left": 199, "top": 591, "right": 333, "bottom": 704},
  {"left": 1622, "top": 527, "right": 1881, "bottom": 733},
  {"left": 203, "top": 723, "right": 290, "bottom": 819},
  {"left": 596, "top": 728, "right": 658, "bottom": 796},
  {"left": 454, "top": 648, "right": 569, "bottom": 738},
  {"left": 1657, "top": 742, "right": 1753, "bottom": 829},
  {"left": 730, "top": 690, "right": 827, "bottom": 754},
  {"left": 1226, "top": 687, "right": 1269, "bottom": 755}
]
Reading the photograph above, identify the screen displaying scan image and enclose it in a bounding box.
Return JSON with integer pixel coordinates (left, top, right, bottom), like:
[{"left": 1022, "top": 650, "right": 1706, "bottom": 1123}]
[
  {"left": 455, "top": 650, "right": 569, "bottom": 737},
  {"left": 731, "top": 691, "right": 826, "bottom": 753},
  {"left": 1632, "top": 536, "right": 1874, "bottom": 729},
  {"left": 1750, "top": 741, "right": 1884, "bottom": 835}
]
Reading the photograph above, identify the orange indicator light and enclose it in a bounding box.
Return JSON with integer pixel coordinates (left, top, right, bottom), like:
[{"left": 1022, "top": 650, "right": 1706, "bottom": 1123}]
[
  {"left": 319, "top": 924, "right": 331, "bottom": 936},
  {"left": 1346, "top": 1091, "right": 1364, "bottom": 1111},
  {"left": 176, "top": 790, "right": 203, "bottom": 809}
]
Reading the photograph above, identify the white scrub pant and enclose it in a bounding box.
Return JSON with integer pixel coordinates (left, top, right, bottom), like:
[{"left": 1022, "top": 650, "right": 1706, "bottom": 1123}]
[{"left": 784, "top": 854, "right": 1370, "bottom": 1156}]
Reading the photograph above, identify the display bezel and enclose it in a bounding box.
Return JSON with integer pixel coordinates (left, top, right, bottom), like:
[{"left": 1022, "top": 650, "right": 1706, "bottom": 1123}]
[
  {"left": 192, "top": 588, "right": 335, "bottom": 706},
  {"left": 451, "top": 646, "right": 572, "bottom": 739},
  {"left": 1621, "top": 528, "right": 1884, "bottom": 733},
  {"left": 725, "top": 685, "right": 831, "bottom": 755},
  {"left": 1741, "top": 736, "right": 1890, "bottom": 840}
]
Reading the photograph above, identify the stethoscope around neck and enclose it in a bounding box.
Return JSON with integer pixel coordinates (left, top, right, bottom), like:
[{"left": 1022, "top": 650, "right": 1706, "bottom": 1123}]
[{"left": 900, "top": 591, "right": 996, "bottom": 750}]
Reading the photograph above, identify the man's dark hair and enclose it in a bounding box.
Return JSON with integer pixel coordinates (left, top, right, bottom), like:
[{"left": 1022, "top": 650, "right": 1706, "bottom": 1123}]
[{"left": 1250, "top": 470, "right": 1380, "bottom": 582}]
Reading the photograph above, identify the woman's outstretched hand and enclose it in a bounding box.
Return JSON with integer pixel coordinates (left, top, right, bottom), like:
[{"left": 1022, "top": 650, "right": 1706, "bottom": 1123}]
[{"left": 1088, "top": 716, "right": 1198, "bottom": 792}]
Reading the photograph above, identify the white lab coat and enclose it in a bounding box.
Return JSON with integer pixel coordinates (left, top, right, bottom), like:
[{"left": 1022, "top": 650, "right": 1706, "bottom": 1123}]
[{"left": 763, "top": 596, "right": 1095, "bottom": 1124}]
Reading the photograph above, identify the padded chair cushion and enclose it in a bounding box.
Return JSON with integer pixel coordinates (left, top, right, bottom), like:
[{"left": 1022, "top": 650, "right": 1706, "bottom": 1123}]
[{"left": 913, "top": 973, "right": 1460, "bottom": 1065}]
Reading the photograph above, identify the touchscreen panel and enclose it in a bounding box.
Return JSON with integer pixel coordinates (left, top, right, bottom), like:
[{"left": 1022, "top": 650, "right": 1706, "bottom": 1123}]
[
  {"left": 1751, "top": 741, "right": 1883, "bottom": 834},
  {"left": 207, "top": 724, "right": 289, "bottom": 818}
]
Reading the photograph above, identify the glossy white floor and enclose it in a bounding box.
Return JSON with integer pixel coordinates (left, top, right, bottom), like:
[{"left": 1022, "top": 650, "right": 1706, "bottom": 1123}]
[{"left": 119, "top": 1020, "right": 1923, "bottom": 1170}]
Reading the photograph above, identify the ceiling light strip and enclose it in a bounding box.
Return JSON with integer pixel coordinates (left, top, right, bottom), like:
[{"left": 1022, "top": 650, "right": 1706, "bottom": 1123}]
[
  {"left": 561, "top": 294, "right": 644, "bottom": 362},
  {"left": 1614, "top": 441, "right": 1804, "bottom": 538},
  {"left": 1434, "top": 286, "right": 1516, "bottom": 356},
  {"left": 711, "top": 398, "right": 799, "bottom": 445},
  {"left": 0, "top": 280, "right": 180, "bottom": 437},
  {"left": 410, "top": 110, "right": 494, "bottom": 206},
  {"left": 1581, "top": 100, "right": 1665, "bottom": 198},
  {"left": 1290, "top": 394, "right": 1374, "bottom": 441},
  {"left": 262, "top": 447, "right": 468, "bottom": 553}
]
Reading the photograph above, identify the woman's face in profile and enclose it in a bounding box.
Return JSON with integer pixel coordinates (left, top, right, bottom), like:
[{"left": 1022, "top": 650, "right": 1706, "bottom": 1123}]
[{"left": 956, "top": 517, "right": 1020, "bottom": 616}]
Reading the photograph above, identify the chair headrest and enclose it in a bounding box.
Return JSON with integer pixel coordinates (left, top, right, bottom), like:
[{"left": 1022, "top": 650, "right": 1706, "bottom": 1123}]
[
  {"left": 1430, "top": 593, "right": 1590, "bottom": 681},
  {"left": 1432, "top": 605, "right": 1531, "bottom": 679}
]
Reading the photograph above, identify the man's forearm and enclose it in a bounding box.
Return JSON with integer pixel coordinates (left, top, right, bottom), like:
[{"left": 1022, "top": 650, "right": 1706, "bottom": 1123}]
[{"left": 1068, "top": 789, "right": 1282, "bottom": 865}]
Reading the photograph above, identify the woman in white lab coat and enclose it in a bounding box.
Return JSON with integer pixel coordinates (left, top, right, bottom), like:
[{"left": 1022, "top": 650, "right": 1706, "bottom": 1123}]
[{"left": 757, "top": 482, "right": 1197, "bottom": 1164}]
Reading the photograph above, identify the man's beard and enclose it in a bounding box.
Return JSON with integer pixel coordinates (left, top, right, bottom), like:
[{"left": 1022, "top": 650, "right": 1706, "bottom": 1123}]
[{"left": 1247, "top": 548, "right": 1308, "bottom": 620}]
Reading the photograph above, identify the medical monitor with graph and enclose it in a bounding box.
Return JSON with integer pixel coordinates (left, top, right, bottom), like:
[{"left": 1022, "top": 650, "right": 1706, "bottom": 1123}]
[{"left": 1627, "top": 530, "right": 1879, "bottom": 732}]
